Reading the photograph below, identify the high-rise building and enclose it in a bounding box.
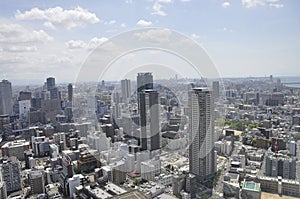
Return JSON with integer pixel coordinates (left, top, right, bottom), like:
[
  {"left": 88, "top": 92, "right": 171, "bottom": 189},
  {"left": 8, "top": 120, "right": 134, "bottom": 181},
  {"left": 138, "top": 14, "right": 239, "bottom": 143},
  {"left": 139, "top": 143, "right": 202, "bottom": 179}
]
[
  {"left": 18, "top": 91, "right": 32, "bottom": 101},
  {"left": 0, "top": 80, "right": 12, "bottom": 115},
  {"left": 46, "top": 77, "right": 55, "bottom": 91},
  {"left": 29, "top": 170, "right": 45, "bottom": 195},
  {"left": 0, "top": 115, "right": 12, "bottom": 139},
  {"left": 50, "top": 87, "right": 60, "bottom": 99},
  {"left": 0, "top": 157, "right": 22, "bottom": 194},
  {"left": 137, "top": 73, "right": 153, "bottom": 98},
  {"left": 188, "top": 88, "right": 216, "bottom": 182},
  {"left": 212, "top": 81, "right": 220, "bottom": 99},
  {"left": 121, "top": 79, "right": 131, "bottom": 103},
  {"left": 139, "top": 89, "right": 160, "bottom": 151},
  {"left": 68, "top": 83, "right": 73, "bottom": 102}
]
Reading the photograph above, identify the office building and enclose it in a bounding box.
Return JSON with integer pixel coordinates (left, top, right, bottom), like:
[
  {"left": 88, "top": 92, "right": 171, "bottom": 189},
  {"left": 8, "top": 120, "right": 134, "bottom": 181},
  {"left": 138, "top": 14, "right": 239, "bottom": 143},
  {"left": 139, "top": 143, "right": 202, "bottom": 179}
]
[
  {"left": 18, "top": 91, "right": 32, "bottom": 101},
  {"left": 137, "top": 73, "right": 153, "bottom": 103},
  {"left": 139, "top": 89, "right": 160, "bottom": 151},
  {"left": 212, "top": 81, "right": 220, "bottom": 99},
  {"left": 241, "top": 180, "right": 261, "bottom": 199},
  {"left": 0, "top": 80, "right": 12, "bottom": 115},
  {"left": 121, "top": 79, "right": 131, "bottom": 103},
  {"left": 29, "top": 170, "right": 45, "bottom": 195},
  {"left": 0, "top": 114, "right": 12, "bottom": 139},
  {"left": 0, "top": 157, "right": 22, "bottom": 194},
  {"left": 137, "top": 73, "right": 153, "bottom": 93},
  {"left": 19, "top": 100, "right": 31, "bottom": 120},
  {"left": 68, "top": 83, "right": 73, "bottom": 102},
  {"left": 188, "top": 88, "right": 216, "bottom": 182},
  {"left": 1, "top": 139, "right": 30, "bottom": 161},
  {"left": 46, "top": 77, "right": 55, "bottom": 91},
  {"left": 77, "top": 150, "right": 101, "bottom": 173}
]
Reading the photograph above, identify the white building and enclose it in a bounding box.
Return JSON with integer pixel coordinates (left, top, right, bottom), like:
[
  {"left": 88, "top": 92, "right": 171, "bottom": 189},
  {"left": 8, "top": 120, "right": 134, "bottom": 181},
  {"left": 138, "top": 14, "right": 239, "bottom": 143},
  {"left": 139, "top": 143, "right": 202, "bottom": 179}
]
[
  {"left": 19, "top": 100, "right": 31, "bottom": 119},
  {"left": 289, "top": 141, "right": 296, "bottom": 156},
  {"left": 188, "top": 88, "right": 216, "bottom": 181},
  {"left": 125, "top": 153, "right": 135, "bottom": 173},
  {"left": 68, "top": 174, "right": 82, "bottom": 198},
  {"left": 141, "top": 159, "right": 161, "bottom": 181}
]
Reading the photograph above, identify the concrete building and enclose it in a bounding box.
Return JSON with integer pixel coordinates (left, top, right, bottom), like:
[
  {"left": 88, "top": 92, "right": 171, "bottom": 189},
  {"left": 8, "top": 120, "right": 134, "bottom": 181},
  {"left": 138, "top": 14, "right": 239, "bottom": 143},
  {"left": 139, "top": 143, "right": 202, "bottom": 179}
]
[
  {"left": 265, "top": 153, "right": 296, "bottom": 179},
  {"left": 0, "top": 157, "right": 22, "bottom": 194},
  {"left": 19, "top": 100, "right": 31, "bottom": 120},
  {"left": 0, "top": 115, "right": 12, "bottom": 139},
  {"left": 139, "top": 89, "right": 160, "bottom": 151},
  {"left": 241, "top": 180, "right": 261, "bottom": 199},
  {"left": 46, "top": 77, "right": 56, "bottom": 91},
  {"left": 112, "top": 161, "right": 126, "bottom": 185},
  {"left": 0, "top": 80, "right": 12, "bottom": 115},
  {"left": 68, "top": 174, "right": 82, "bottom": 198},
  {"left": 188, "top": 88, "right": 216, "bottom": 182},
  {"left": 212, "top": 81, "right": 220, "bottom": 99},
  {"left": 141, "top": 158, "right": 161, "bottom": 181},
  {"left": 137, "top": 72, "right": 153, "bottom": 96},
  {"left": 259, "top": 176, "right": 300, "bottom": 198},
  {"left": 1, "top": 139, "right": 30, "bottom": 161},
  {"left": 29, "top": 170, "right": 45, "bottom": 195},
  {"left": 68, "top": 83, "right": 73, "bottom": 102},
  {"left": 121, "top": 79, "right": 131, "bottom": 103},
  {"left": 32, "top": 136, "right": 50, "bottom": 157}
]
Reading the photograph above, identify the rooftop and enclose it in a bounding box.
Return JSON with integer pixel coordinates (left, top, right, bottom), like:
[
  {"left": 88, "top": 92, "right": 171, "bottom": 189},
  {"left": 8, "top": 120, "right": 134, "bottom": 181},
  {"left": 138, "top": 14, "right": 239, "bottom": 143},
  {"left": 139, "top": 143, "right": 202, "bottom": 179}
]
[{"left": 242, "top": 180, "right": 261, "bottom": 192}]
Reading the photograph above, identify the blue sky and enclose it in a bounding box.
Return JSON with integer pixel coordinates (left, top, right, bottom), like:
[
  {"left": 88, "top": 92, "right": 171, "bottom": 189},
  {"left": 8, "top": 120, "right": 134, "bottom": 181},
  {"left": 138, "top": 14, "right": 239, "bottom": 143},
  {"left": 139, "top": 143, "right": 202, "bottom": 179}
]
[{"left": 0, "top": 0, "right": 299, "bottom": 84}]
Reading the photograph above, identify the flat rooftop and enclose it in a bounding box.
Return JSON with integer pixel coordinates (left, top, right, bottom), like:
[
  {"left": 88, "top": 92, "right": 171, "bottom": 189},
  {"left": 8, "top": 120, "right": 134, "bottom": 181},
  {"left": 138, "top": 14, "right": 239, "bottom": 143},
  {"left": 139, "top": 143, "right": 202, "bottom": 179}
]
[{"left": 242, "top": 180, "right": 261, "bottom": 192}]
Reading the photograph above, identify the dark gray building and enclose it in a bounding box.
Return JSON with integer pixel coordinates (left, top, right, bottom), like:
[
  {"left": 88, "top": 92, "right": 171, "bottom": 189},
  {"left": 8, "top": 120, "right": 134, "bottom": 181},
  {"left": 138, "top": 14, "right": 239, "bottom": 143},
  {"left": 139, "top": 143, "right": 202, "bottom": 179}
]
[{"left": 139, "top": 89, "right": 160, "bottom": 151}]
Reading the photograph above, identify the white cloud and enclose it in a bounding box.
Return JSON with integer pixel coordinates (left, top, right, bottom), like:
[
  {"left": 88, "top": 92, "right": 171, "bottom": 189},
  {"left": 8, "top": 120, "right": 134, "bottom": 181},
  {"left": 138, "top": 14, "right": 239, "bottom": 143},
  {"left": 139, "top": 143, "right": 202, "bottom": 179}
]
[
  {"left": 134, "top": 29, "right": 172, "bottom": 43},
  {"left": 15, "top": 6, "right": 100, "bottom": 29},
  {"left": 242, "top": 0, "right": 284, "bottom": 8},
  {"left": 104, "top": 20, "right": 116, "bottom": 25},
  {"left": 4, "top": 46, "right": 38, "bottom": 52},
  {"left": 88, "top": 37, "right": 108, "bottom": 49},
  {"left": 120, "top": 23, "right": 126, "bottom": 28},
  {"left": 136, "top": 19, "right": 153, "bottom": 27},
  {"left": 66, "top": 37, "right": 108, "bottom": 50},
  {"left": 152, "top": 2, "right": 167, "bottom": 16},
  {"left": 65, "top": 40, "right": 87, "bottom": 49},
  {"left": 222, "top": 2, "right": 231, "bottom": 8},
  {"left": 0, "top": 23, "right": 53, "bottom": 54}
]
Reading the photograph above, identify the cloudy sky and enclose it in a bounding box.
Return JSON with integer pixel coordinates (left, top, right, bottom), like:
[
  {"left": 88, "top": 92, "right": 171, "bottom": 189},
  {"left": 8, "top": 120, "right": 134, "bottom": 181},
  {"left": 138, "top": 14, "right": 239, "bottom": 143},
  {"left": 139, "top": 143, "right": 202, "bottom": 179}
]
[{"left": 0, "top": 0, "right": 299, "bottom": 84}]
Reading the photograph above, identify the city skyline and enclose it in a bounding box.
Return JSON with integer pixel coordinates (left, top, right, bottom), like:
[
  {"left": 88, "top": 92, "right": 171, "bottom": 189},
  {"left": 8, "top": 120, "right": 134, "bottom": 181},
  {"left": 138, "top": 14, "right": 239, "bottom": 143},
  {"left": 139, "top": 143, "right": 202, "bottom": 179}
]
[{"left": 0, "top": 0, "right": 300, "bottom": 85}]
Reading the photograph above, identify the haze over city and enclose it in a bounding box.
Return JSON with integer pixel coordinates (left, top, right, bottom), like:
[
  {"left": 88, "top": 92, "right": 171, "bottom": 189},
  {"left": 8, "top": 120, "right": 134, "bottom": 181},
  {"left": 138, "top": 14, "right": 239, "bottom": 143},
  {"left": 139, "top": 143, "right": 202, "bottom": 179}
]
[{"left": 0, "top": 0, "right": 300, "bottom": 84}]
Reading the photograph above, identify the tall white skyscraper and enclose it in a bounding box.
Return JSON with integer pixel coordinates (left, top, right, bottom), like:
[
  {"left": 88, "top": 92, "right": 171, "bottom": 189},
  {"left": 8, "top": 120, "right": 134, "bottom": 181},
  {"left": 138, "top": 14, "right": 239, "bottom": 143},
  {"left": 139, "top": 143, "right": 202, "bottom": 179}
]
[
  {"left": 139, "top": 89, "right": 160, "bottom": 151},
  {"left": 121, "top": 79, "right": 131, "bottom": 103},
  {"left": 188, "top": 88, "right": 216, "bottom": 182},
  {"left": 0, "top": 80, "right": 12, "bottom": 115}
]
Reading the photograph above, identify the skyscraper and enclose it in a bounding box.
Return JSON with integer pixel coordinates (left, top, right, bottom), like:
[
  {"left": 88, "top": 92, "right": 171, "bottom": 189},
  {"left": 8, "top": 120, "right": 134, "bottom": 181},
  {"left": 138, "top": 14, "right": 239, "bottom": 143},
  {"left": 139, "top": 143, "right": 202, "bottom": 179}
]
[
  {"left": 0, "top": 80, "right": 12, "bottom": 115},
  {"left": 121, "top": 79, "right": 131, "bottom": 103},
  {"left": 212, "top": 81, "right": 220, "bottom": 99},
  {"left": 46, "top": 77, "right": 55, "bottom": 91},
  {"left": 137, "top": 73, "right": 153, "bottom": 95},
  {"left": 188, "top": 88, "right": 216, "bottom": 182},
  {"left": 68, "top": 83, "right": 73, "bottom": 102},
  {"left": 139, "top": 89, "right": 160, "bottom": 151}
]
